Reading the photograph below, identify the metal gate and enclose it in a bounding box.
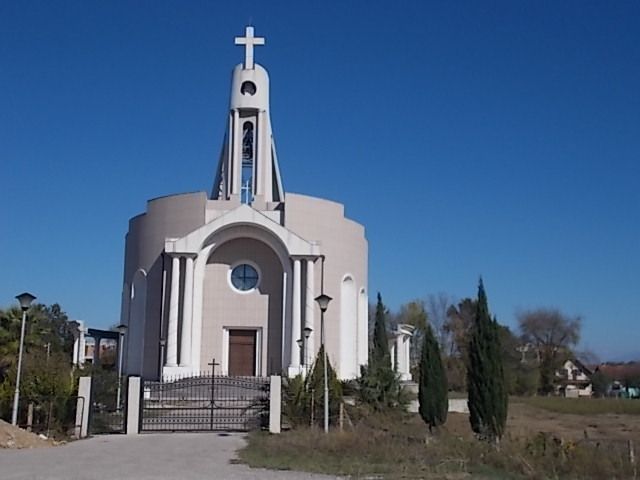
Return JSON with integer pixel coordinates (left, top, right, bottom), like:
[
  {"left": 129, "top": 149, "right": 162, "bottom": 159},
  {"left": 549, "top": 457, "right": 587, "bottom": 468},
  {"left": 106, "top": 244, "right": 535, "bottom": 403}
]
[
  {"left": 89, "top": 372, "right": 126, "bottom": 434},
  {"left": 141, "top": 374, "right": 269, "bottom": 432}
]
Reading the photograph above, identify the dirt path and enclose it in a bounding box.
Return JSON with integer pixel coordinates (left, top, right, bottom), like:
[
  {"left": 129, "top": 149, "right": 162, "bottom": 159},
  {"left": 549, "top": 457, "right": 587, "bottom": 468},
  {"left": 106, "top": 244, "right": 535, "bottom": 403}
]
[
  {"left": 0, "top": 420, "right": 53, "bottom": 449},
  {"left": 0, "top": 433, "right": 339, "bottom": 480}
]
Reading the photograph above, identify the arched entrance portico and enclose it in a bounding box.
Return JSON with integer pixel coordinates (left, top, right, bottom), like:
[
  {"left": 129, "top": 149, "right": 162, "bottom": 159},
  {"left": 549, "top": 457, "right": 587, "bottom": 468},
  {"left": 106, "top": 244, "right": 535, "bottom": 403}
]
[
  {"left": 161, "top": 204, "right": 320, "bottom": 379},
  {"left": 202, "top": 235, "right": 285, "bottom": 376}
]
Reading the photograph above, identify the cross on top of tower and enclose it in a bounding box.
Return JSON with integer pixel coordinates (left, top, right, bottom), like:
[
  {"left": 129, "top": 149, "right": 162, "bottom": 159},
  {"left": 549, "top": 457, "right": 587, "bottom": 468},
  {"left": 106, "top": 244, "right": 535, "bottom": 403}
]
[{"left": 235, "top": 26, "right": 265, "bottom": 70}]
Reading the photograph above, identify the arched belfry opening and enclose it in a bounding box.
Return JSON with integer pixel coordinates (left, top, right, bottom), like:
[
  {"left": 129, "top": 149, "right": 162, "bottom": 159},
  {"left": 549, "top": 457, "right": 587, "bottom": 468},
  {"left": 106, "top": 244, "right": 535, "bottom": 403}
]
[{"left": 211, "top": 26, "right": 284, "bottom": 205}]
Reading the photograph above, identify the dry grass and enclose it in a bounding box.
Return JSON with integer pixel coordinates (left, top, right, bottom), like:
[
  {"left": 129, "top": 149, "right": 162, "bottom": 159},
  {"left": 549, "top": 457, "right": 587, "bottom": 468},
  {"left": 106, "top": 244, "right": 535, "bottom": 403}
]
[{"left": 239, "top": 402, "right": 640, "bottom": 479}]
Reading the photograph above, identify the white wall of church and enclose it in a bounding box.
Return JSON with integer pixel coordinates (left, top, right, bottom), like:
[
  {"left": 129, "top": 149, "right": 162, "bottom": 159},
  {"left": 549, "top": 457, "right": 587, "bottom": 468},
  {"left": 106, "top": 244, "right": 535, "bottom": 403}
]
[
  {"left": 284, "top": 193, "right": 368, "bottom": 379},
  {"left": 122, "top": 192, "right": 208, "bottom": 378},
  {"left": 126, "top": 269, "right": 147, "bottom": 375}
]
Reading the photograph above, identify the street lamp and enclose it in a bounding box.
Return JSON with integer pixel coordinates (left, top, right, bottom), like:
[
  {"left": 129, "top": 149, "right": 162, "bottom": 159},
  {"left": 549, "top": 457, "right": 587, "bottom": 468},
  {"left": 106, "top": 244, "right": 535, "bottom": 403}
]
[
  {"left": 116, "top": 324, "right": 128, "bottom": 411},
  {"left": 12, "top": 292, "right": 36, "bottom": 426},
  {"left": 159, "top": 339, "right": 166, "bottom": 381},
  {"left": 314, "top": 293, "right": 332, "bottom": 433},
  {"left": 297, "top": 327, "right": 314, "bottom": 376},
  {"left": 303, "top": 326, "right": 312, "bottom": 373}
]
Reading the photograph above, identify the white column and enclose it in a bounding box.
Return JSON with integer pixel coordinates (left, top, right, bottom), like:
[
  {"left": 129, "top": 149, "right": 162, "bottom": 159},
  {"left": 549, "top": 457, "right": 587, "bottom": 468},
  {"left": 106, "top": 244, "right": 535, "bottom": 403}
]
[
  {"left": 280, "top": 271, "right": 288, "bottom": 370},
  {"left": 73, "top": 336, "right": 79, "bottom": 365},
  {"left": 404, "top": 336, "right": 412, "bottom": 380},
  {"left": 166, "top": 255, "right": 180, "bottom": 367},
  {"left": 180, "top": 255, "right": 194, "bottom": 367},
  {"left": 389, "top": 342, "right": 396, "bottom": 369},
  {"left": 396, "top": 334, "right": 404, "bottom": 374},
  {"left": 78, "top": 327, "right": 86, "bottom": 364},
  {"left": 289, "top": 259, "right": 301, "bottom": 373},
  {"left": 304, "top": 259, "right": 315, "bottom": 367},
  {"left": 232, "top": 109, "right": 241, "bottom": 195}
]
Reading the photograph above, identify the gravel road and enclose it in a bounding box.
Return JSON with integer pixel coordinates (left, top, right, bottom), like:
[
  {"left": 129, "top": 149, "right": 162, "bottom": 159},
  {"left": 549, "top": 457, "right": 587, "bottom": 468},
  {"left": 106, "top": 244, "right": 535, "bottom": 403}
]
[{"left": 0, "top": 433, "right": 339, "bottom": 480}]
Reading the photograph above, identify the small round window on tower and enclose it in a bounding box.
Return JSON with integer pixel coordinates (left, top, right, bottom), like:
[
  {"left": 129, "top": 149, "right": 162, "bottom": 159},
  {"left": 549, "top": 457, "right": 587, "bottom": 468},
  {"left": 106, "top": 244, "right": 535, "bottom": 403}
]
[{"left": 240, "top": 81, "right": 257, "bottom": 96}]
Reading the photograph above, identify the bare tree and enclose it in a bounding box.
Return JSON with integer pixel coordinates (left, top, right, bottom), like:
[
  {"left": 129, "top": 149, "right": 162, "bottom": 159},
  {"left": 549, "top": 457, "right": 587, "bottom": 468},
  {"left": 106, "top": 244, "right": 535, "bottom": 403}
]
[
  {"left": 425, "top": 293, "right": 454, "bottom": 352},
  {"left": 396, "top": 300, "right": 428, "bottom": 369},
  {"left": 443, "top": 298, "right": 476, "bottom": 358},
  {"left": 517, "top": 308, "right": 582, "bottom": 394}
]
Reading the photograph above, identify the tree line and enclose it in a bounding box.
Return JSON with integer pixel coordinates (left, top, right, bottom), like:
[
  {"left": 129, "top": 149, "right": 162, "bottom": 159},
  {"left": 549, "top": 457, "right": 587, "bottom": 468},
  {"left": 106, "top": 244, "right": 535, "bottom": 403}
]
[
  {"left": 0, "top": 303, "right": 81, "bottom": 434},
  {"left": 382, "top": 289, "right": 584, "bottom": 397}
]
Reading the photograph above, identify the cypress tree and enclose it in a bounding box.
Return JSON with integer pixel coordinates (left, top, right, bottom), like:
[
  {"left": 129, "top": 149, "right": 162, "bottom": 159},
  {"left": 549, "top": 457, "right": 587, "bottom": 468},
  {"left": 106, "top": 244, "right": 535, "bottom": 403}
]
[
  {"left": 371, "top": 292, "right": 390, "bottom": 365},
  {"left": 467, "top": 278, "right": 508, "bottom": 443},
  {"left": 357, "top": 292, "right": 404, "bottom": 410},
  {"left": 418, "top": 324, "right": 448, "bottom": 432}
]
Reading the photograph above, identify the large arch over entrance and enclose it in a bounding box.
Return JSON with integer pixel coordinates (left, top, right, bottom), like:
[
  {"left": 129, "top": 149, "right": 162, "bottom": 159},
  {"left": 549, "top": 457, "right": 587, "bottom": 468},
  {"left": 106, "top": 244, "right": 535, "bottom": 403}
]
[{"left": 201, "top": 235, "right": 285, "bottom": 375}]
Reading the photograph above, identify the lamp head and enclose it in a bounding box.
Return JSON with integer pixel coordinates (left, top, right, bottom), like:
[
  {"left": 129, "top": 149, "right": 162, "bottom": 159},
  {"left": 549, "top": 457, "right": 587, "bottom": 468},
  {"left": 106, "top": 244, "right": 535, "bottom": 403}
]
[
  {"left": 15, "top": 292, "right": 36, "bottom": 311},
  {"left": 296, "top": 338, "right": 303, "bottom": 348},
  {"left": 303, "top": 327, "right": 313, "bottom": 339},
  {"left": 116, "top": 324, "right": 128, "bottom": 335},
  {"left": 314, "top": 293, "right": 332, "bottom": 313}
]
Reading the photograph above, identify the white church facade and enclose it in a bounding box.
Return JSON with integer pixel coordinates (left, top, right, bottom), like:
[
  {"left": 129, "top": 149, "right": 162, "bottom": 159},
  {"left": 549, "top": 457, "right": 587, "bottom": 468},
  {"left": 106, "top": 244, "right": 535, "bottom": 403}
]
[{"left": 120, "top": 27, "right": 368, "bottom": 381}]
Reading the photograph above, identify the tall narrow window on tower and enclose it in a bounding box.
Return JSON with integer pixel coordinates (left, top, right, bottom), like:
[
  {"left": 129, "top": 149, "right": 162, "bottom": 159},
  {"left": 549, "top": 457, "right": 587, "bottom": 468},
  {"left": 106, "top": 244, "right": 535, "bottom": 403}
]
[{"left": 241, "top": 121, "right": 254, "bottom": 204}]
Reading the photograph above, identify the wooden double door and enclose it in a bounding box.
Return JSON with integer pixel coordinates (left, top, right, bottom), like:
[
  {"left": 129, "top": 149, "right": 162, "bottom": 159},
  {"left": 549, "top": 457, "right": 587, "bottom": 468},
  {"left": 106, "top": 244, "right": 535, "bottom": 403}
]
[{"left": 228, "top": 329, "right": 257, "bottom": 376}]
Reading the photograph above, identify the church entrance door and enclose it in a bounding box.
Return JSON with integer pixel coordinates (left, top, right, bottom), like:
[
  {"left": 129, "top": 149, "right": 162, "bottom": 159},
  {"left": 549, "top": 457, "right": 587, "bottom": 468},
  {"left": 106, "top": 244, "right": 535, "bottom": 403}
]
[{"left": 228, "top": 329, "right": 256, "bottom": 376}]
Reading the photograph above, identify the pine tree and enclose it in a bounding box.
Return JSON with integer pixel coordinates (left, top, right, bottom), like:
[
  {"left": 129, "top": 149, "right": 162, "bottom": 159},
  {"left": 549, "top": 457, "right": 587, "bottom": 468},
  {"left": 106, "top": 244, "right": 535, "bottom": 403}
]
[
  {"left": 467, "top": 278, "right": 508, "bottom": 443},
  {"left": 418, "top": 324, "right": 448, "bottom": 432}
]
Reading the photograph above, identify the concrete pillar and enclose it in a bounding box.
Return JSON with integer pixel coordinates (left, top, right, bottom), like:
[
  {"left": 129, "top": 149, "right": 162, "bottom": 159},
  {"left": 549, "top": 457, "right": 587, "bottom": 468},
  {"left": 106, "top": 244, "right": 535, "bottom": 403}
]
[
  {"left": 75, "top": 376, "right": 91, "bottom": 439},
  {"left": 180, "top": 255, "right": 194, "bottom": 367},
  {"left": 167, "top": 255, "right": 180, "bottom": 367},
  {"left": 304, "top": 259, "right": 315, "bottom": 366},
  {"left": 269, "top": 375, "right": 281, "bottom": 434},
  {"left": 126, "top": 376, "right": 141, "bottom": 435},
  {"left": 289, "top": 259, "right": 301, "bottom": 374}
]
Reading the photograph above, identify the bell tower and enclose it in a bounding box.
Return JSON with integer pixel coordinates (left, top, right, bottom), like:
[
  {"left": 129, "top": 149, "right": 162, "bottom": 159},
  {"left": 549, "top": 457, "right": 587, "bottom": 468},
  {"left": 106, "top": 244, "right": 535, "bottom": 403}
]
[{"left": 211, "top": 26, "right": 284, "bottom": 205}]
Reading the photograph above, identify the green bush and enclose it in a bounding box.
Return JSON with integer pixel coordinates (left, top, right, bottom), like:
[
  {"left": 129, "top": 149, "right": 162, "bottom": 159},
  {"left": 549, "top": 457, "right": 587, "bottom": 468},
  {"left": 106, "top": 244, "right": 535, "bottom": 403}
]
[{"left": 282, "top": 346, "right": 343, "bottom": 428}]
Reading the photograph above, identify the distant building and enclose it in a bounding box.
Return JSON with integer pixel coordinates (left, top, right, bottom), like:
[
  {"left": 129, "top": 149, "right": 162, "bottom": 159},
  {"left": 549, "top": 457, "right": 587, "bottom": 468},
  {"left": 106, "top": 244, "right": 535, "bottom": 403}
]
[
  {"left": 594, "top": 362, "right": 640, "bottom": 398},
  {"left": 556, "top": 359, "right": 593, "bottom": 397}
]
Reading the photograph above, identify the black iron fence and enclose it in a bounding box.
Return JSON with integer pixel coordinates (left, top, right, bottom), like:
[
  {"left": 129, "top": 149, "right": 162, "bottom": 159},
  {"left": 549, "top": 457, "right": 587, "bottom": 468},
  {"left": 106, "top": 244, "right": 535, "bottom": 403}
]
[
  {"left": 141, "top": 374, "right": 269, "bottom": 432},
  {"left": 10, "top": 395, "right": 79, "bottom": 440}
]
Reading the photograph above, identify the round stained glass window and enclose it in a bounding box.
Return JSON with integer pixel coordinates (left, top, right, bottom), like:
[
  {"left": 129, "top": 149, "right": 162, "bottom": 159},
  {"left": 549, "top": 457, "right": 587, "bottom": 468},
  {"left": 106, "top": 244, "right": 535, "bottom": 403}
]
[{"left": 230, "top": 264, "right": 259, "bottom": 291}]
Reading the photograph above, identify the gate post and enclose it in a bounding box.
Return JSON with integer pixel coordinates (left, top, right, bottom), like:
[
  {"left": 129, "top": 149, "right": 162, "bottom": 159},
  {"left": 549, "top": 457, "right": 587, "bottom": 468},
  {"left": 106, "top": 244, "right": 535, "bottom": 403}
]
[
  {"left": 75, "top": 376, "right": 91, "bottom": 439},
  {"left": 269, "top": 375, "right": 281, "bottom": 434},
  {"left": 126, "top": 376, "right": 141, "bottom": 435}
]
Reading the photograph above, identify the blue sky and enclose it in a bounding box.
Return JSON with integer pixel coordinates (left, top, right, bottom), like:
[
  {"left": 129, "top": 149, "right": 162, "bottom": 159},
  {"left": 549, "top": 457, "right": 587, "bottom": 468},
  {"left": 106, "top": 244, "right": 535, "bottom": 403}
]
[{"left": 1, "top": 1, "right": 638, "bottom": 360}]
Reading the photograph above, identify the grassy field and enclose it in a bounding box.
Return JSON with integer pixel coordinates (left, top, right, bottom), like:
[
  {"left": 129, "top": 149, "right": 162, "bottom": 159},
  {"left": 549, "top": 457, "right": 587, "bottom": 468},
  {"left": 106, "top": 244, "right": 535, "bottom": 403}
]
[
  {"left": 517, "top": 396, "right": 640, "bottom": 415},
  {"left": 239, "top": 399, "right": 640, "bottom": 479}
]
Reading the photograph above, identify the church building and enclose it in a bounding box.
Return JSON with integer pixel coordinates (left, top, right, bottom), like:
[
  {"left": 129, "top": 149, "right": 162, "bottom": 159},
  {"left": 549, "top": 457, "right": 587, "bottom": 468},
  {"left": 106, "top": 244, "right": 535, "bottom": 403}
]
[{"left": 120, "top": 27, "right": 368, "bottom": 381}]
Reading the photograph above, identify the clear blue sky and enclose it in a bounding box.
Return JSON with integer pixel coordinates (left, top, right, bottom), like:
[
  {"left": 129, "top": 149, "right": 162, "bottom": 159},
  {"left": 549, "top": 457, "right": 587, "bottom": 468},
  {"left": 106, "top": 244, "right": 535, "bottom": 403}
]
[{"left": 1, "top": 1, "right": 638, "bottom": 361}]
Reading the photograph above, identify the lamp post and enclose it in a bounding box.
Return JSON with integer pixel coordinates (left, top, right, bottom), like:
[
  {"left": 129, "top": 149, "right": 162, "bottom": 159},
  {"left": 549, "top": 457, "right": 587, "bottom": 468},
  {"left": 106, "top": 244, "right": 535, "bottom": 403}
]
[
  {"left": 159, "top": 339, "right": 166, "bottom": 381},
  {"left": 315, "top": 293, "right": 332, "bottom": 433},
  {"left": 297, "top": 327, "right": 313, "bottom": 376},
  {"left": 303, "top": 326, "right": 312, "bottom": 374},
  {"left": 116, "top": 324, "right": 128, "bottom": 411},
  {"left": 12, "top": 292, "right": 36, "bottom": 426}
]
